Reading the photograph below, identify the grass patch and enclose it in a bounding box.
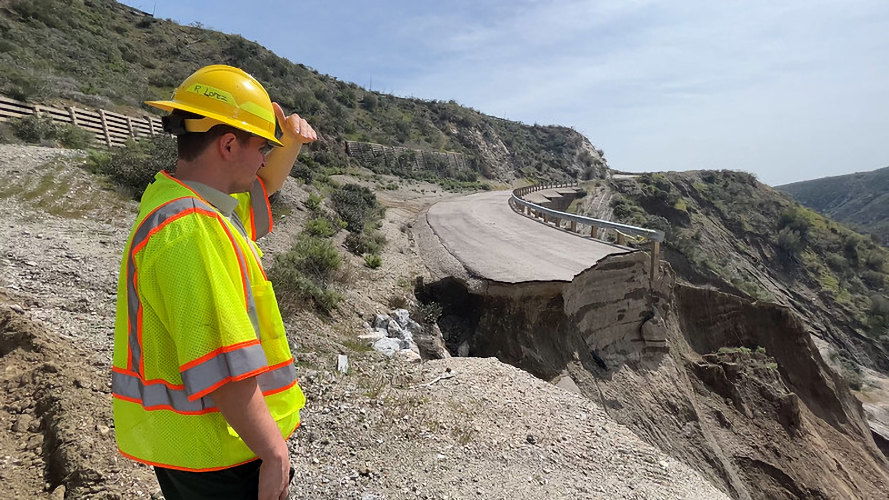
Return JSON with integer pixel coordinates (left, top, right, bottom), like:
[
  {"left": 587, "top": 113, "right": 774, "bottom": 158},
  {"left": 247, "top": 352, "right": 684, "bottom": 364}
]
[{"left": 364, "top": 253, "right": 382, "bottom": 269}]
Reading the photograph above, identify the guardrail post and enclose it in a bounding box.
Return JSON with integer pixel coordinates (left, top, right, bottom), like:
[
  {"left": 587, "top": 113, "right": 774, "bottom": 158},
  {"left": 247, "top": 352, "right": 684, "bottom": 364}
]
[
  {"left": 570, "top": 220, "right": 576, "bottom": 232},
  {"left": 617, "top": 232, "right": 627, "bottom": 246}
]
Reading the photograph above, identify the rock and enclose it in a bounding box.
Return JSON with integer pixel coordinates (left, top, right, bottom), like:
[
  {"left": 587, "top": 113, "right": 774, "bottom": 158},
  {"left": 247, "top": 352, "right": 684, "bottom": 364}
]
[
  {"left": 12, "top": 415, "right": 32, "bottom": 433},
  {"left": 400, "top": 331, "right": 414, "bottom": 344},
  {"left": 337, "top": 355, "right": 349, "bottom": 374},
  {"left": 10, "top": 304, "right": 24, "bottom": 314},
  {"left": 395, "top": 350, "right": 422, "bottom": 363},
  {"left": 50, "top": 485, "right": 65, "bottom": 500},
  {"left": 413, "top": 323, "right": 451, "bottom": 360},
  {"left": 458, "top": 340, "right": 470, "bottom": 357},
  {"left": 372, "top": 314, "right": 389, "bottom": 330},
  {"left": 372, "top": 338, "right": 402, "bottom": 357},
  {"left": 400, "top": 339, "right": 419, "bottom": 352},
  {"left": 392, "top": 309, "right": 411, "bottom": 328},
  {"left": 553, "top": 374, "right": 582, "bottom": 395},
  {"left": 358, "top": 331, "right": 387, "bottom": 342},
  {"left": 96, "top": 424, "right": 111, "bottom": 436},
  {"left": 386, "top": 320, "right": 405, "bottom": 339},
  {"left": 404, "top": 319, "right": 423, "bottom": 335}
]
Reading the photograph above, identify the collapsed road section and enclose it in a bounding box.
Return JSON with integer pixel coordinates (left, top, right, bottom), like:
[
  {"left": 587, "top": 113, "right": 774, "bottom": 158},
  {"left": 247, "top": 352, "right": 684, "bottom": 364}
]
[{"left": 415, "top": 186, "right": 889, "bottom": 498}]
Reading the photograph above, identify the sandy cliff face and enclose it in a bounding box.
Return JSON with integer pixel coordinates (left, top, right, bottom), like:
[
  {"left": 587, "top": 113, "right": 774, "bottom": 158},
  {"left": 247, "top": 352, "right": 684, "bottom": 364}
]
[{"left": 424, "top": 251, "right": 889, "bottom": 498}]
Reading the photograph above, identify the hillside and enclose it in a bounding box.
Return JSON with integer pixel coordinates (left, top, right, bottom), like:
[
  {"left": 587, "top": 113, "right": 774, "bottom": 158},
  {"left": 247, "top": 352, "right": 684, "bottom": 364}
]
[
  {"left": 0, "top": 0, "right": 607, "bottom": 185},
  {"left": 777, "top": 167, "right": 889, "bottom": 245},
  {"left": 591, "top": 171, "right": 889, "bottom": 372}
]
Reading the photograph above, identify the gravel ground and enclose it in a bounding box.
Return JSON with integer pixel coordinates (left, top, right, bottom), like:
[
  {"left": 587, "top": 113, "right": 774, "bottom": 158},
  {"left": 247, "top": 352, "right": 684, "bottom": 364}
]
[{"left": 0, "top": 144, "right": 727, "bottom": 499}]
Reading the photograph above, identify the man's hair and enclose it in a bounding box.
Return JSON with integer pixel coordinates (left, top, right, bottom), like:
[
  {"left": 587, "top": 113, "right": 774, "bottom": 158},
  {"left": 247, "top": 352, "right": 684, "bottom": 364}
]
[{"left": 171, "top": 110, "right": 252, "bottom": 161}]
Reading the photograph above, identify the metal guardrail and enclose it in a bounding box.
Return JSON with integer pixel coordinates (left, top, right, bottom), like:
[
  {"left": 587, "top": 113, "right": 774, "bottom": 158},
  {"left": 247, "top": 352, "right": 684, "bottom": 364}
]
[
  {"left": 0, "top": 95, "right": 163, "bottom": 148},
  {"left": 509, "top": 181, "right": 664, "bottom": 279}
]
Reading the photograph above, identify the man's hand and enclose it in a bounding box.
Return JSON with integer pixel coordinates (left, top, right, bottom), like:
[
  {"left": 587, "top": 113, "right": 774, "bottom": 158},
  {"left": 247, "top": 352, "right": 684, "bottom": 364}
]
[
  {"left": 212, "top": 378, "right": 291, "bottom": 499},
  {"left": 259, "top": 103, "right": 318, "bottom": 194},
  {"left": 259, "top": 451, "right": 291, "bottom": 500},
  {"left": 273, "top": 102, "right": 317, "bottom": 146}
]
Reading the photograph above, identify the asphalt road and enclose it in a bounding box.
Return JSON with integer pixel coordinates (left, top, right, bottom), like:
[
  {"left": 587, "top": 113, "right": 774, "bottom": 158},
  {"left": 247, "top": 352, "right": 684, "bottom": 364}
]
[{"left": 424, "top": 189, "right": 636, "bottom": 283}]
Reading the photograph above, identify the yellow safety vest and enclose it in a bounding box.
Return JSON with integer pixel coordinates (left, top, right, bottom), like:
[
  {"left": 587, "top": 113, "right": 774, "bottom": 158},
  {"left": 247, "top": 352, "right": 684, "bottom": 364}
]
[{"left": 111, "top": 171, "right": 305, "bottom": 471}]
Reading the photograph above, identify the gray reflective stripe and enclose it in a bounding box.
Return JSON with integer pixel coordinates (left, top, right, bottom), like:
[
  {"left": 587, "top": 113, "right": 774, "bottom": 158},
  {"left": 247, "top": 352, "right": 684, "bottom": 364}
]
[
  {"left": 112, "top": 360, "right": 297, "bottom": 413},
  {"left": 112, "top": 370, "right": 217, "bottom": 413},
  {"left": 258, "top": 362, "right": 298, "bottom": 392},
  {"left": 249, "top": 178, "right": 272, "bottom": 239},
  {"left": 126, "top": 197, "right": 255, "bottom": 373},
  {"left": 181, "top": 343, "right": 268, "bottom": 397}
]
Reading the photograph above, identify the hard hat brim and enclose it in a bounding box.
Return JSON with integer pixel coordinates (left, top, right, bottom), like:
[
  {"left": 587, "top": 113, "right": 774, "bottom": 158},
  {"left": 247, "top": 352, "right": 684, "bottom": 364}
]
[{"left": 145, "top": 100, "right": 284, "bottom": 147}]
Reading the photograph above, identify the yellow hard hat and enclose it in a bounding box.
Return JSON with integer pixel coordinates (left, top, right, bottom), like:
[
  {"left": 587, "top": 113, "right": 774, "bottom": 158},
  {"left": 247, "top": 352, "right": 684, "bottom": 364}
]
[{"left": 145, "top": 64, "right": 283, "bottom": 146}]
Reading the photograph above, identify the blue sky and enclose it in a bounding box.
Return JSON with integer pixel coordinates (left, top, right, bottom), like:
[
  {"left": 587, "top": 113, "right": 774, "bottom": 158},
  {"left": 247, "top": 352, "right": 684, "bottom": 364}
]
[{"left": 122, "top": 0, "right": 889, "bottom": 186}]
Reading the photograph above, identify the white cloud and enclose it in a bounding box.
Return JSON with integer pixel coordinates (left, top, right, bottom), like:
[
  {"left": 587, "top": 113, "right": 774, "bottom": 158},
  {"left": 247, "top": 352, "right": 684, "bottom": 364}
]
[{"left": 390, "top": 0, "right": 889, "bottom": 184}]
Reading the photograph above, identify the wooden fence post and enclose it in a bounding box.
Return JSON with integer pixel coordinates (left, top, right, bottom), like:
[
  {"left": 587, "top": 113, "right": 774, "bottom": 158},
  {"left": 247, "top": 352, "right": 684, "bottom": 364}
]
[
  {"left": 126, "top": 116, "right": 135, "bottom": 138},
  {"left": 68, "top": 107, "right": 78, "bottom": 127},
  {"left": 98, "top": 109, "right": 112, "bottom": 147},
  {"left": 147, "top": 116, "right": 155, "bottom": 135}
]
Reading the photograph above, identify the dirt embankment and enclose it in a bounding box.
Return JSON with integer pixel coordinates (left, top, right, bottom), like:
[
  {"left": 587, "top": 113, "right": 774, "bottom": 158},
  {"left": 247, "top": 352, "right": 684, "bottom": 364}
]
[
  {"left": 422, "top": 249, "right": 889, "bottom": 498},
  {"left": 0, "top": 303, "right": 156, "bottom": 499}
]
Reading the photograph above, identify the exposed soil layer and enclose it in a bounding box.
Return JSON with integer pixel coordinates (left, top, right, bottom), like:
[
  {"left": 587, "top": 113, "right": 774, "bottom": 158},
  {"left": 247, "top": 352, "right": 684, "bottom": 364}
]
[{"left": 424, "top": 253, "right": 889, "bottom": 499}]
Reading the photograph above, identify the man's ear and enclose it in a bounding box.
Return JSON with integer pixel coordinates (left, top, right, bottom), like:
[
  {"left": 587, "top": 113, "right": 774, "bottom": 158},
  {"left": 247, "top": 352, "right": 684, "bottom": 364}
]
[{"left": 217, "top": 132, "right": 239, "bottom": 160}]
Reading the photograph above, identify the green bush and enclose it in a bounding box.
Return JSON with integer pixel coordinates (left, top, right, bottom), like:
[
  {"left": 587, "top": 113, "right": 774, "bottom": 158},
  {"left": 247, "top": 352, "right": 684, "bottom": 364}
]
[
  {"left": 331, "top": 183, "right": 381, "bottom": 232},
  {"left": 14, "top": 114, "right": 58, "bottom": 144},
  {"left": 364, "top": 253, "right": 382, "bottom": 269},
  {"left": 777, "top": 227, "right": 804, "bottom": 256},
  {"left": 414, "top": 301, "right": 443, "bottom": 325},
  {"left": 290, "top": 161, "right": 314, "bottom": 183},
  {"left": 86, "top": 135, "right": 177, "bottom": 197},
  {"left": 269, "top": 236, "right": 343, "bottom": 313},
  {"left": 57, "top": 124, "right": 95, "bottom": 149},
  {"left": 304, "top": 217, "right": 337, "bottom": 237},
  {"left": 344, "top": 230, "right": 387, "bottom": 256},
  {"left": 7, "top": 115, "right": 95, "bottom": 149},
  {"left": 304, "top": 193, "right": 322, "bottom": 211},
  {"left": 779, "top": 206, "right": 813, "bottom": 235}
]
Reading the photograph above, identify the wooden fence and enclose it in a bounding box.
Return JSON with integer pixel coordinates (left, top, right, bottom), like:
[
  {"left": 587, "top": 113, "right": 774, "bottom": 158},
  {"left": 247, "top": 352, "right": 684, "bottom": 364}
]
[{"left": 0, "top": 95, "right": 163, "bottom": 148}]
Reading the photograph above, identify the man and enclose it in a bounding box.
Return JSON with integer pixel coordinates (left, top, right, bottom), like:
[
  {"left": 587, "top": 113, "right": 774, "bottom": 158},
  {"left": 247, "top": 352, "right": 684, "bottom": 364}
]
[{"left": 110, "top": 64, "right": 317, "bottom": 499}]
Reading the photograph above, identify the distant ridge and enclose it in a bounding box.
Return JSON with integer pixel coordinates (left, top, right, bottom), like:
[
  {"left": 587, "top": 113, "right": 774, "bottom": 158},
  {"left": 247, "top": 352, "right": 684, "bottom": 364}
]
[{"left": 777, "top": 166, "right": 889, "bottom": 244}]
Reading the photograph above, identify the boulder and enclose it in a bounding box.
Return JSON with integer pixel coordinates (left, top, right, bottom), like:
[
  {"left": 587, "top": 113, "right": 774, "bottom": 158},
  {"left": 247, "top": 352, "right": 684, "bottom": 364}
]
[
  {"left": 386, "top": 320, "right": 405, "bottom": 339},
  {"left": 413, "top": 323, "right": 451, "bottom": 360},
  {"left": 372, "top": 337, "right": 401, "bottom": 357},
  {"left": 392, "top": 309, "right": 411, "bottom": 328},
  {"left": 372, "top": 314, "right": 389, "bottom": 330},
  {"left": 395, "top": 349, "right": 422, "bottom": 363},
  {"left": 458, "top": 340, "right": 470, "bottom": 357}
]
